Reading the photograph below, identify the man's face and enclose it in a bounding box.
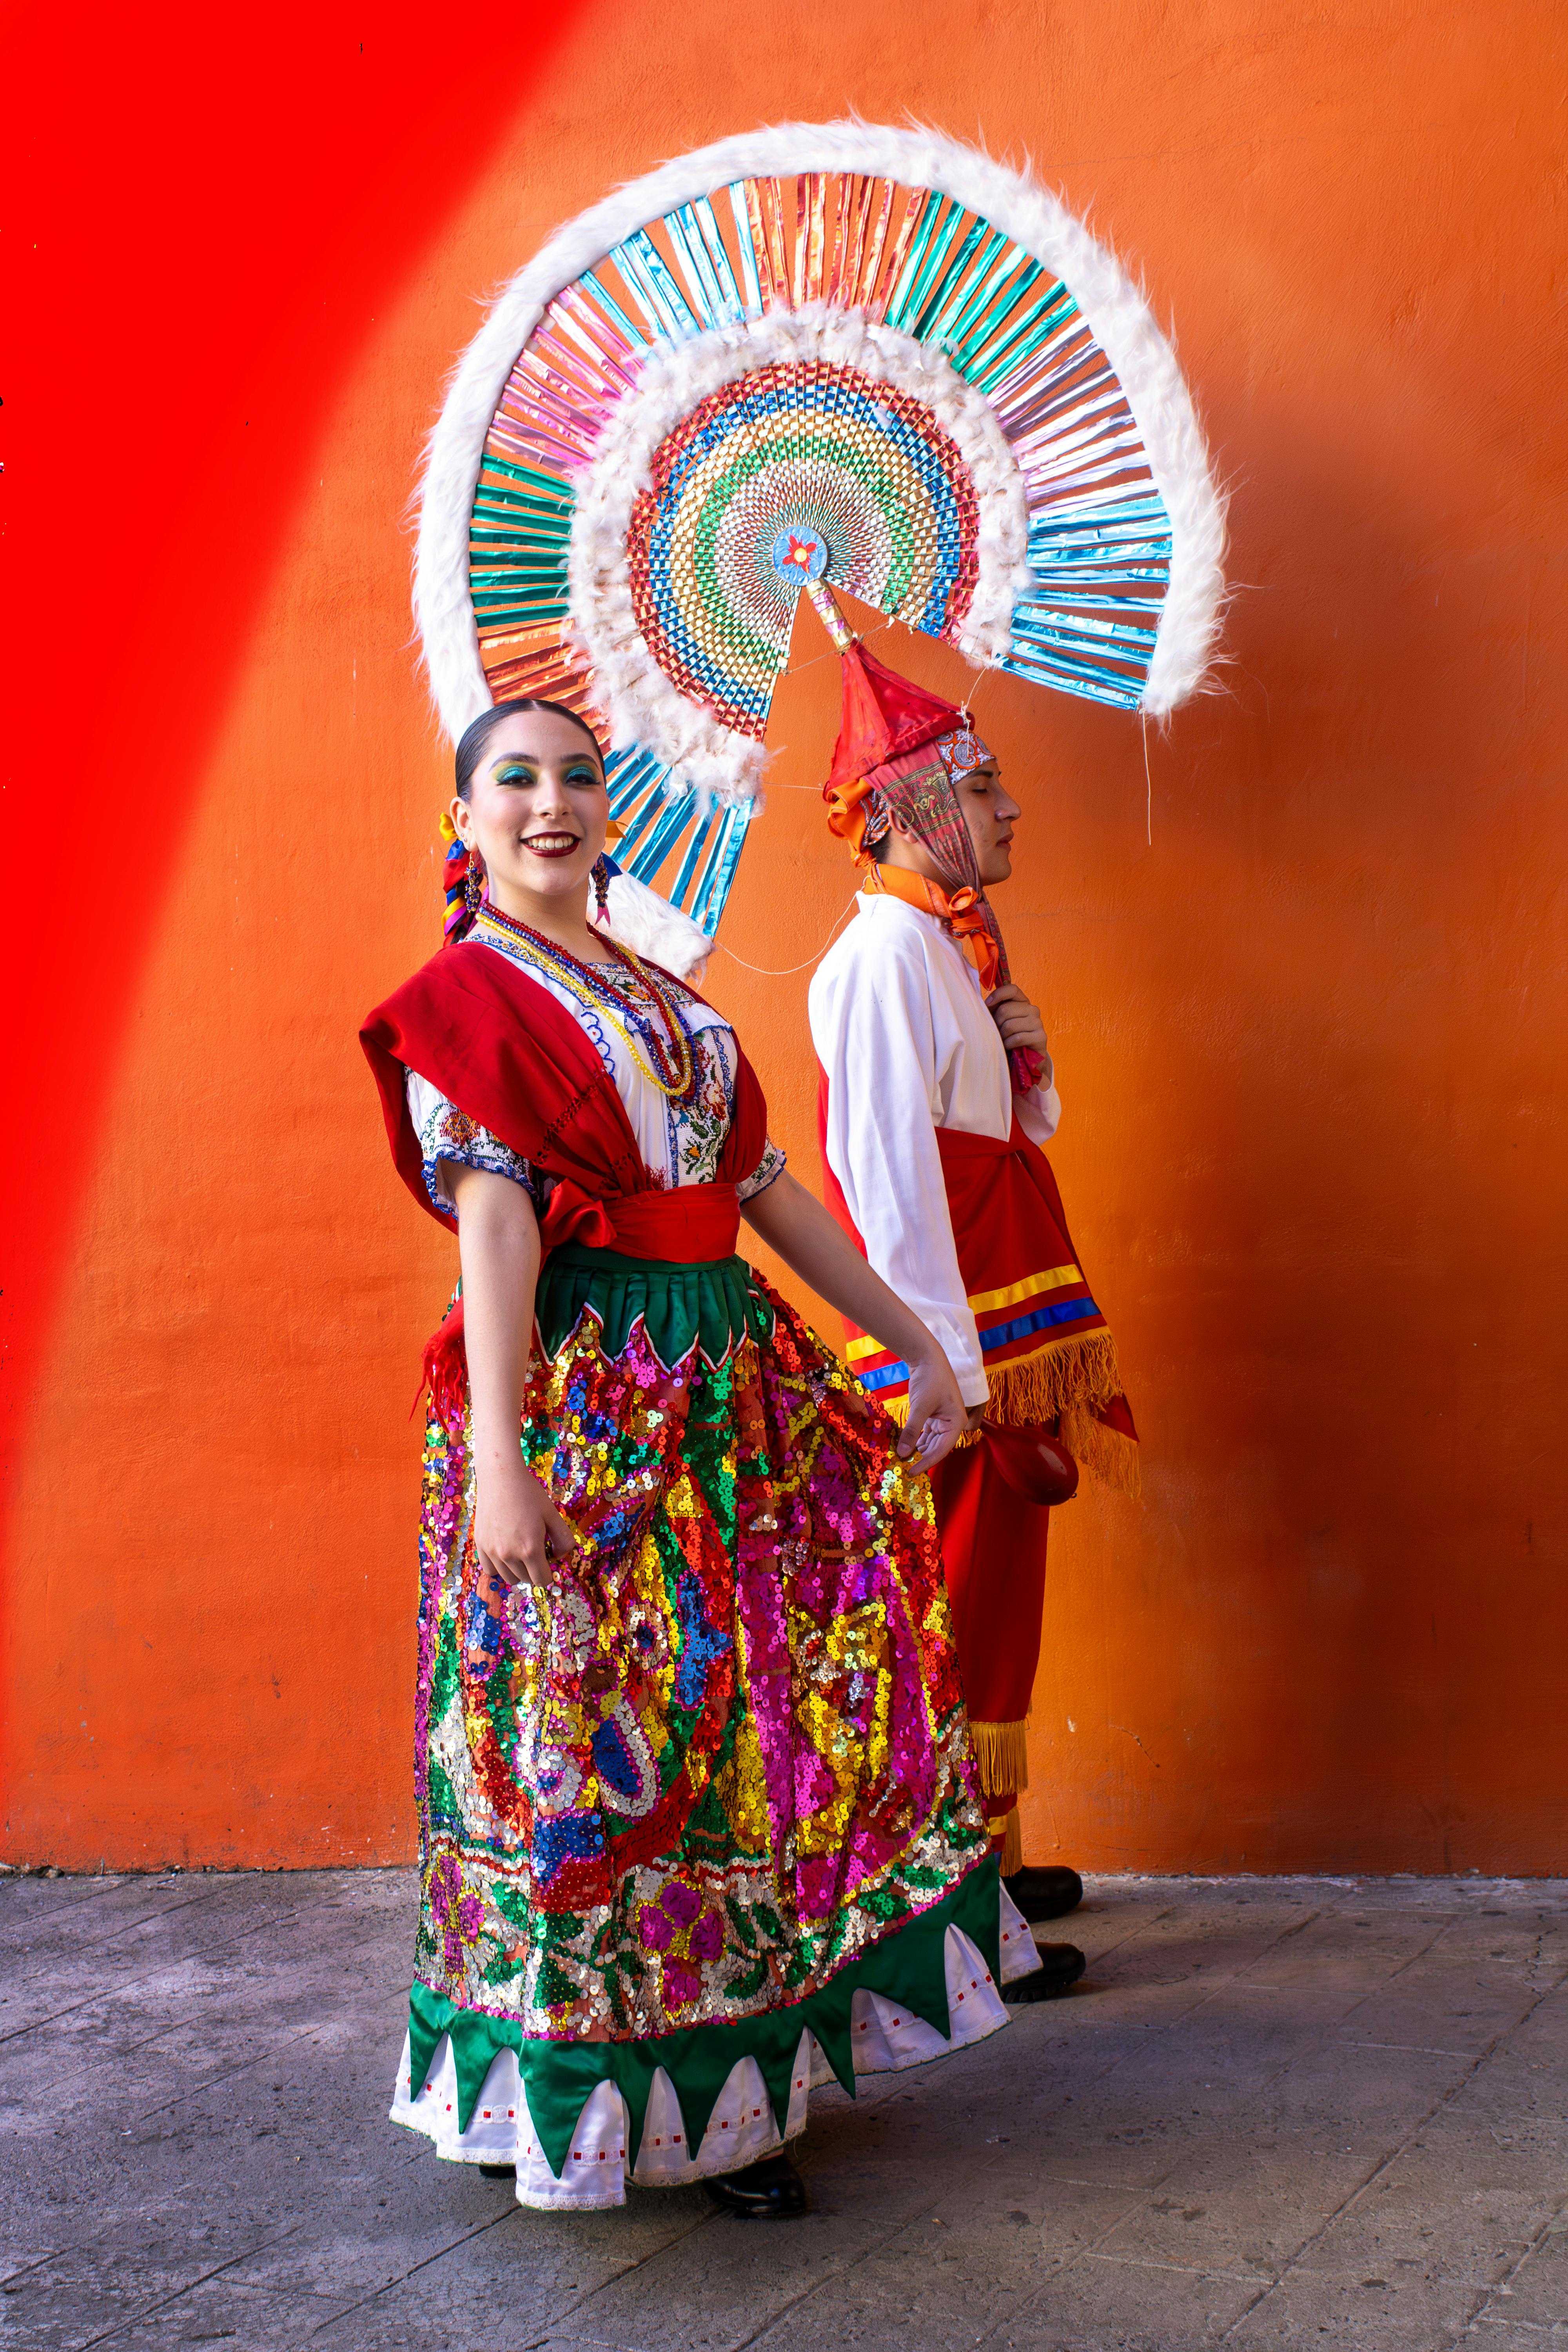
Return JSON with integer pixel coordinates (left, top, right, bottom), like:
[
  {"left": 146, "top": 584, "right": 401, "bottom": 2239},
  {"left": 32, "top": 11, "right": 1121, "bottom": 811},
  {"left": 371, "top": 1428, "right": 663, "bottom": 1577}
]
[{"left": 952, "top": 759, "right": 1021, "bottom": 886}]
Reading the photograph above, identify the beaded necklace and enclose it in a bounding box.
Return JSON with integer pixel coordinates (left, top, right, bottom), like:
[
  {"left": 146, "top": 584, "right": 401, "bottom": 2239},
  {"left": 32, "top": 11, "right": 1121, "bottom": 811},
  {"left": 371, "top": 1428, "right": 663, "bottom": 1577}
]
[{"left": 475, "top": 902, "right": 699, "bottom": 1105}]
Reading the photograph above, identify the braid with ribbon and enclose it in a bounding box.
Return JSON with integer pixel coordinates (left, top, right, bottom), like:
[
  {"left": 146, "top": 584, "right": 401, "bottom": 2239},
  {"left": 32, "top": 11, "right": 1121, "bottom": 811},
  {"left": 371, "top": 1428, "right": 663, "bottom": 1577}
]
[{"left": 439, "top": 810, "right": 484, "bottom": 944}]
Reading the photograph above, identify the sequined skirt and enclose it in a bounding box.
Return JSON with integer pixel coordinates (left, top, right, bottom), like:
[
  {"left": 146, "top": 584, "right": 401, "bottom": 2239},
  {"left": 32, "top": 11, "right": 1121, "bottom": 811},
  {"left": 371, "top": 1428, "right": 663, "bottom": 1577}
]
[{"left": 396, "top": 1246, "right": 1023, "bottom": 2203}]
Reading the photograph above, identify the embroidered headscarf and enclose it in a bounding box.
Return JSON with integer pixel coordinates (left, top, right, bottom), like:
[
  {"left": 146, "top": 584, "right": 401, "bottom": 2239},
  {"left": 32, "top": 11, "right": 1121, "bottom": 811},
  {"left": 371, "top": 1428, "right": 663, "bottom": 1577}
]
[{"left": 854, "top": 730, "right": 1011, "bottom": 998}]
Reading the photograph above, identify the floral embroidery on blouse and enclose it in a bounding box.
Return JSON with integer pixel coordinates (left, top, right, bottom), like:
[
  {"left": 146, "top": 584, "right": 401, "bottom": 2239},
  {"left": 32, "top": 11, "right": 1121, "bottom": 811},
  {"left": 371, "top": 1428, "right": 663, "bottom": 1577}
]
[
  {"left": 670, "top": 1028, "right": 740, "bottom": 1187},
  {"left": 738, "top": 1138, "right": 786, "bottom": 1203},
  {"left": 406, "top": 979, "right": 785, "bottom": 1217},
  {"left": 416, "top": 1095, "right": 541, "bottom": 1218}
]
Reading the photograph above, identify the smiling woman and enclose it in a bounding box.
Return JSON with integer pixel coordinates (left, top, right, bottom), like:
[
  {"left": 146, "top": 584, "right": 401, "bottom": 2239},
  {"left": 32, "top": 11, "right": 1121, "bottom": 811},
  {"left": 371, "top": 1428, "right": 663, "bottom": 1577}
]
[
  {"left": 450, "top": 701, "right": 612, "bottom": 919},
  {"left": 358, "top": 699, "right": 1044, "bottom": 2216}
]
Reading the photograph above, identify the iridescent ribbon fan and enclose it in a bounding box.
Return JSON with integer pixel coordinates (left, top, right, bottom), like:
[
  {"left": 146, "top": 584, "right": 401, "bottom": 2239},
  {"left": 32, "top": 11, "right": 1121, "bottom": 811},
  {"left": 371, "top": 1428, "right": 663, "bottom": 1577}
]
[{"left": 416, "top": 123, "right": 1225, "bottom": 936}]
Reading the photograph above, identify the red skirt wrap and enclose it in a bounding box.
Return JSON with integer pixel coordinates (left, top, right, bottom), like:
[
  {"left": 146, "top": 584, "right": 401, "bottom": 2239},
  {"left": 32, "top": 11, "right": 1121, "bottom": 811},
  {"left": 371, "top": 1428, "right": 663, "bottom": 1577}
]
[
  {"left": 929, "top": 1439, "right": 1050, "bottom": 1842},
  {"left": 816, "top": 1073, "right": 1142, "bottom": 1863}
]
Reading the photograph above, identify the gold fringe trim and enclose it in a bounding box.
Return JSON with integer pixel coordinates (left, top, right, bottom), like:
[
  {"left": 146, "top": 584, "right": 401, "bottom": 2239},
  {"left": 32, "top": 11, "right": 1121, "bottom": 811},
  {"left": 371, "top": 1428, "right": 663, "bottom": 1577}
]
[
  {"left": 984, "top": 1329, "right": 1124, "bottom": 1430},
  {"left": 1060, "top": 1403, "right": 1143, "bottom": 1500},
  {"left": 873, "top": 1333, "right": 1140, "bottom": 1495},
  {"left": 971, "top": 1717, "right": 1030, "bottom": 1798},
  {"left": 987, "top": 1810, "right": 1023, "bottom": 1873},
  {"left": 880, "top": 1397, "right": 981, "bottom": 1445}
]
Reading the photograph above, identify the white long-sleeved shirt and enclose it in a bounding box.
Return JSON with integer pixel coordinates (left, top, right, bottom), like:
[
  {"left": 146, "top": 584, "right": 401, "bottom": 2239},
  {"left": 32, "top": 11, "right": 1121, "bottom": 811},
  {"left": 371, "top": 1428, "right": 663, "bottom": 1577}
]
[{"left": 808, "top": 892, "right": 1060, "bottom": 1408}]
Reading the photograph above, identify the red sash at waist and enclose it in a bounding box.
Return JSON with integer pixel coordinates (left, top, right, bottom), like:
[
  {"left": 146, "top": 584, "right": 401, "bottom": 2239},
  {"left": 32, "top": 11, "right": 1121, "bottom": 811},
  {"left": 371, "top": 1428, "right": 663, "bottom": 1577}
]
[
  {"left": 540, "top": 1178, "right": 741, "bottom": 1262},
  {"left": 419, "top": 1180, "right": 742, "bottom": 1427},
  {"left": 603, "top": 1181, "right": 740, "bottom": 1261},
  {"left": 935, "top": 1117, "right": 1068, "bottom": 1251},
  {"left": 935, "top": 1127, "right": 1023, "bottom": 1162}
]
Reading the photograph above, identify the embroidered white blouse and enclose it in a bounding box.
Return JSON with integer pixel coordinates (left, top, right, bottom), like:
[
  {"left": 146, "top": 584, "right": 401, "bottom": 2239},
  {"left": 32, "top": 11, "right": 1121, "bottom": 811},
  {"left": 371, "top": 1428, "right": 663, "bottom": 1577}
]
[
  {"left": 808, "top": 891, "right": 1060, "bottom": 1408},
  {"left": 405, "top": 927, "right": 785, "bottom": 1219}
]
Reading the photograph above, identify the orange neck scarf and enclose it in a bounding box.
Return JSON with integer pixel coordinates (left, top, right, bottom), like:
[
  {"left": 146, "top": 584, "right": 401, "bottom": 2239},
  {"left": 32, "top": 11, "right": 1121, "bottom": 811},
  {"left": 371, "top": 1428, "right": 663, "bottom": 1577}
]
[{"left": 864, "top": 863, "right": 1002, "bottom": 994}]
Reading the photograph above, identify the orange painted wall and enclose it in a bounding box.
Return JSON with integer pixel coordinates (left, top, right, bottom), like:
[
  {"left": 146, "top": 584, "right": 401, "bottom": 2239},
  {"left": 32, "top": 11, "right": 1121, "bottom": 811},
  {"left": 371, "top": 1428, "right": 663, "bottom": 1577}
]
[{"left": 7, "top": 0, "right": 1566, "bottom": 1873}]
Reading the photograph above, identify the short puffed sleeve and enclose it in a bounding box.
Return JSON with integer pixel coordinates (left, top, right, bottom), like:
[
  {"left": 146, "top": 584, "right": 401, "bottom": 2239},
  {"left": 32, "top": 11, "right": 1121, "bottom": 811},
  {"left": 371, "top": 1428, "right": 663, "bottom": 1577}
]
[
  {"left": 405, "top": 1071, "right": 539, "bottom": 1215},
  {"left": 737, "top": 1138, "right": 787, "bottom": 1203}
]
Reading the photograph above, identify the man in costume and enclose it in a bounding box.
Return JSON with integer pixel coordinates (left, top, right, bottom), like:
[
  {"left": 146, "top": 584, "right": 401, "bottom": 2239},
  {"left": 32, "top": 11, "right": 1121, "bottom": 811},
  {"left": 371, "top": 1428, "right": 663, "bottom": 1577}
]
[{"left": 807, "top": 600, "right": 1140, "bottom": 1997}]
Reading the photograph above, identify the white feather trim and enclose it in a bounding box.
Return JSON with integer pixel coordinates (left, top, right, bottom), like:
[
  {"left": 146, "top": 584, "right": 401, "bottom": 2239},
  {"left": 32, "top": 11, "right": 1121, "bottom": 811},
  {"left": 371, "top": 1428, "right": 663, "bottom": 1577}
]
[
  {"left": 414, "top": 119, "right": 1226, "bottom": 742},
  {"left": 590, "top": 872, "right": 713, "bottom": 984},
  {"left": 563, "top": 305, "right": 1032, "bottom": 799}
]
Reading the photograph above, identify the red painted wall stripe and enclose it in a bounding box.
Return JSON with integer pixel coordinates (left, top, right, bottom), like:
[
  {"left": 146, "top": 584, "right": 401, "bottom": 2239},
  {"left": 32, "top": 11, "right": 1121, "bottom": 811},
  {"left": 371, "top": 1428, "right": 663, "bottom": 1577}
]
[{"left": 0, "top": 4, "right": 588, "bottom": 1526}]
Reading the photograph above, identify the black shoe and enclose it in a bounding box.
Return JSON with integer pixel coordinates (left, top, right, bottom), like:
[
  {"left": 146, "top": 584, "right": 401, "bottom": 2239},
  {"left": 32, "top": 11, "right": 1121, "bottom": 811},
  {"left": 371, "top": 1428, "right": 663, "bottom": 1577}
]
[
  {"left": 1004, "top": 1940, "right": 1086, "bottom": 2002},
  {"left": 1004, "top": 1864, "right": 1084, "bottom": 1922},
  {"left": 703, "top": 2151, "right": 808, "bottom": 2217},
  {"left": 479, "top": 2162, "right": 516, "bottom": 2180}
]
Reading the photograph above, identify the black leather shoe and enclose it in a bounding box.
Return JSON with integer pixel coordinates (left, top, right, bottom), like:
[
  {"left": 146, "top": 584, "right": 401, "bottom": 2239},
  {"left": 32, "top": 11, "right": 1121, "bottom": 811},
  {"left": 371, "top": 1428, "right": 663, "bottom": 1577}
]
[
  {"left": 1004, "top": 1940, "right": 1086, "bottom": 2001},
  {"left": 479, "top": 2162, "right": 516, "bottom": 2180},
  {"left": 1004, "top": 1864, "right": 1084, "bottom": 1922},
  {"left": 703, "top": 2151, "right": 808, "bottom": 2217}
]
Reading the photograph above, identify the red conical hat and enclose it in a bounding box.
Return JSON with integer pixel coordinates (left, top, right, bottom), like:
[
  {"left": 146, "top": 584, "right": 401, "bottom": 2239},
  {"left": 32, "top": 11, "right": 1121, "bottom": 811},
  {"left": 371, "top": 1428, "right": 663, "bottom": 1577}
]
[
  {"left": 826, "top": 640, "right": 965, "bottom": 798},
  {"left": 810, "top": 580, "right": 967, "bottom": 853}
]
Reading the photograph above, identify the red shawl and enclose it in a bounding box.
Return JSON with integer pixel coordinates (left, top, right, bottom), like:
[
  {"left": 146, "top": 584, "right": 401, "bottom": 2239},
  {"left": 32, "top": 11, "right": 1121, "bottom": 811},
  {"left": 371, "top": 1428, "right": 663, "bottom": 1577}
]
[{"left": 361, "top": 939, "right": 769, "bottom": 1260}]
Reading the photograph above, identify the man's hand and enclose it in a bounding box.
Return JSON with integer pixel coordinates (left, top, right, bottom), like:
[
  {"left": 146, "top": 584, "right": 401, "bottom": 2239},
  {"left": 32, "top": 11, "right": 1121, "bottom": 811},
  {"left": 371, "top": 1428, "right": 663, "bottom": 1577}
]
[{"left": 986, "top": 984, "right": 1050, "bottom": 1071}]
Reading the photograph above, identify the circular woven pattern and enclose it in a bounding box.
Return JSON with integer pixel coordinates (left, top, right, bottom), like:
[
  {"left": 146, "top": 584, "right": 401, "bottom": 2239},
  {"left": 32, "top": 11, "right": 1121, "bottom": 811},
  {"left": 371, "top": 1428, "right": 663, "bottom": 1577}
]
[
  {"left": 625, "top": 363, "right": 978, "bottom": 741},
  {"left": 415, "top": 127, "right": 1226, "bottom": 935}
]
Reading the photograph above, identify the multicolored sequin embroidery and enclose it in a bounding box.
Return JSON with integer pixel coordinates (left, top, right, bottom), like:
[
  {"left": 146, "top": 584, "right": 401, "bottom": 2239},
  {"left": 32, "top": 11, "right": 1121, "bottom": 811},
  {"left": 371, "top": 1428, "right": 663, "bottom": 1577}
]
[{"left": 414, "top": 1266, "right": 990, "bottom": 2044}]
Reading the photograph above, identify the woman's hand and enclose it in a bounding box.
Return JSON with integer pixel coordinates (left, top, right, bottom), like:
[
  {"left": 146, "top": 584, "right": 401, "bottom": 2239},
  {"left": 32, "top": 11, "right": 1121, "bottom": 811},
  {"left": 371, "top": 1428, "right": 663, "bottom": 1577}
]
[
  {"left": 986, "top": 983, "right": 1050, "bottom": 1071},
  {"left": 897, "top": 1343, "right": 969, "bottom": 1472},
  {"left": 474, "top": 1453, "right": 579, "bottom": 1591}
]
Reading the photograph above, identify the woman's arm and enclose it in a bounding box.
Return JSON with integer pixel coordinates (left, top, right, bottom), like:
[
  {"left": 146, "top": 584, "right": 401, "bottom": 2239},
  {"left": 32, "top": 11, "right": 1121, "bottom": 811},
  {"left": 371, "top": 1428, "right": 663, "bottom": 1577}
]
[
  {"left": 450, "top": 1165, "right": 579, "bottom": 1589},
  {"left": 741, "top": 1171, "right": 967, "bottom": 1467}
]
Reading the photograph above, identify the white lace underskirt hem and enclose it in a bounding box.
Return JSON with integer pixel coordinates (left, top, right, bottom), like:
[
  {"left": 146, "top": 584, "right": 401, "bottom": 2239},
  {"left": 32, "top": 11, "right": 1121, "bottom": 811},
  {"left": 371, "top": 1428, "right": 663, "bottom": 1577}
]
[{"left": 389, "top": 1889, "right": 1041, "bottom": 2210}]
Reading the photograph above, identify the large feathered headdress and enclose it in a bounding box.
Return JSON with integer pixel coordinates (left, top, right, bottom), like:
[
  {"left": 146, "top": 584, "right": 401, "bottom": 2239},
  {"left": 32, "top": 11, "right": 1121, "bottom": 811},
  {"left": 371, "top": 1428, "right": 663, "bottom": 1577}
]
[{"left": 413, "top": 122, "right": 1227, "bottom": 969}]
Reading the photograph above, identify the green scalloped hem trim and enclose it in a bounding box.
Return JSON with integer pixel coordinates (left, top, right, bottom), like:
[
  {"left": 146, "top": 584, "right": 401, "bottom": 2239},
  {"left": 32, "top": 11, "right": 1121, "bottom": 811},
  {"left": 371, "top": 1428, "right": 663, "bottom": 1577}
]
[
  {"left": 408, "top": 1853, "right": 1002, "bottom": 2180},
  {"left": 535, "top": 1242, "right": 768, "bottom": 1370}
]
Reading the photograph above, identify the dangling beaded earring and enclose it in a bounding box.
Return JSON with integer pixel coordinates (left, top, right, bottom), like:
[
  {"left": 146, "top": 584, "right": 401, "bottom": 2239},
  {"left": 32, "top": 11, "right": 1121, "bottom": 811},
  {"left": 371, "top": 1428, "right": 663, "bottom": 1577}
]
[
  {"left": 592, "top": 854, "right": 612, "bottom": 918},
  {"left": 440, "top": 824, "right": 469, "bottom": 944},
  {"left": 464, "top": 845, "right": 485, "bottom": 916}
]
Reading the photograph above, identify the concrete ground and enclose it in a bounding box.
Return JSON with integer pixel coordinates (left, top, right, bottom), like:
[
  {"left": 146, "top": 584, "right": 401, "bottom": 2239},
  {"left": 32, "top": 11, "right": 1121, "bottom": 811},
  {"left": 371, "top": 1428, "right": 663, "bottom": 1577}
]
[{"left": 1, "top": 1872, "right": 1564, "bottom": 2352}]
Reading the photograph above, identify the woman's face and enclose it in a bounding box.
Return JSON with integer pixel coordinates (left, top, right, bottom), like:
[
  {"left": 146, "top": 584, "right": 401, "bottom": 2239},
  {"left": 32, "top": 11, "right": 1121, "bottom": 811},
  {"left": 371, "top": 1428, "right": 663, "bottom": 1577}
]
[{"left": 452, "top": 709, "right": 609, "bottom": 922}]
